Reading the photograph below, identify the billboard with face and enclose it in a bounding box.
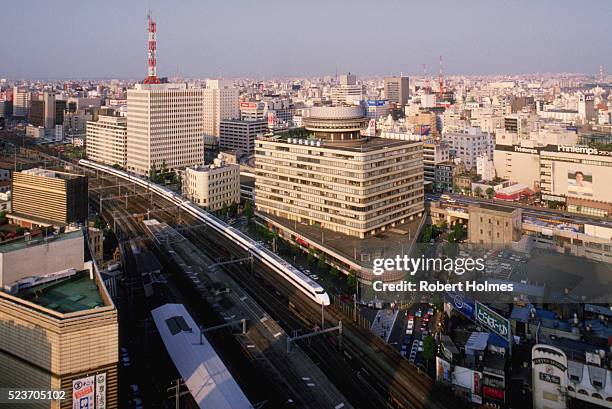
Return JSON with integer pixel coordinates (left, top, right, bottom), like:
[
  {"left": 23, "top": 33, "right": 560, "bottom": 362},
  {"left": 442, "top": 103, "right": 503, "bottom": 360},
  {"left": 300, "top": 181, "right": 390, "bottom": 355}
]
[{"left": 567, "top": 170, "right": 593, "bottom": 197}]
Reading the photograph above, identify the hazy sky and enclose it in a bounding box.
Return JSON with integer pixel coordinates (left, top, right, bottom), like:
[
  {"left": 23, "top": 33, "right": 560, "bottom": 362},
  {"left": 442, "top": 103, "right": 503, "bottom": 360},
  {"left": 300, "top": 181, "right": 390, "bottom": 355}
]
[{"left": 2, "top": 0, "right": 611, "bottom": 79}]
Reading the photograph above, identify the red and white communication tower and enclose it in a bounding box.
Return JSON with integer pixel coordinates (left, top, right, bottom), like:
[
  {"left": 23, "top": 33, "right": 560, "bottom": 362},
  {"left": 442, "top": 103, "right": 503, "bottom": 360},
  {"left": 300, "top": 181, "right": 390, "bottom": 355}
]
[{"left": 143, "top": 10, "right": 161, "bottom": 84}]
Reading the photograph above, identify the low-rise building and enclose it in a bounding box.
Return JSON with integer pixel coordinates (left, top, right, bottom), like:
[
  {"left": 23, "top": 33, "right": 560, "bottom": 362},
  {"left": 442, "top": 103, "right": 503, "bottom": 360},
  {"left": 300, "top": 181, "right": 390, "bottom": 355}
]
[
  {"left": 467, "top": 204, "right": 522, "bottom": 245},
  {"left": 182, "top": 155, "right": 240, "bottom": 211}
]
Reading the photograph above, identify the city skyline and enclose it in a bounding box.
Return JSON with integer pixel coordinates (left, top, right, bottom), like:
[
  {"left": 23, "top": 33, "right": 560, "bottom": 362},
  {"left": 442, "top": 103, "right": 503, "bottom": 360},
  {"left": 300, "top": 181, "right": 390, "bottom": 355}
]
[{"left": 2, "top": 0, "right": 611, "bottom": 79}]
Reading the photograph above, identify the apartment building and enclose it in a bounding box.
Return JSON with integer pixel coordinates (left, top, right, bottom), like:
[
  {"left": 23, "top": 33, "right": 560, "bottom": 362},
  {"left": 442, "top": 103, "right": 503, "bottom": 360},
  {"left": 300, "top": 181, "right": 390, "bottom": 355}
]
[{"left": 444, "top": 127, "right": 494, "bottom": 170}]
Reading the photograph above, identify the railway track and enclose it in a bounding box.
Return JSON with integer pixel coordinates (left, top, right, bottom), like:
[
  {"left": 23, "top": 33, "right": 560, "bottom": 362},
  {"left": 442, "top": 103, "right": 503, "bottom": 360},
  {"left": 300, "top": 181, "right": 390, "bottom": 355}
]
[{"left": 81, "top": 160, "right": 463, "bottom": 409}]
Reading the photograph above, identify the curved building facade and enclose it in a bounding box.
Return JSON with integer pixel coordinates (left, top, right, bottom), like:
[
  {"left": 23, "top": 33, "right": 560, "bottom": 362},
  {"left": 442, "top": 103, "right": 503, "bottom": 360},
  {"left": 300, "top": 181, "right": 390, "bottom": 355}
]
[{"left": 302, "top": 105, "right": 367, "bottom": 145}]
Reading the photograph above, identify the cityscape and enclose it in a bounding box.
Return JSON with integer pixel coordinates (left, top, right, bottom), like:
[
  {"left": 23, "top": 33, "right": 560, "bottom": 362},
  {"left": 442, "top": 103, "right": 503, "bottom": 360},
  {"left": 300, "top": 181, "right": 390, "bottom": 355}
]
[{"left": 0, "top": 1, "right": 611, "bottom": 409}]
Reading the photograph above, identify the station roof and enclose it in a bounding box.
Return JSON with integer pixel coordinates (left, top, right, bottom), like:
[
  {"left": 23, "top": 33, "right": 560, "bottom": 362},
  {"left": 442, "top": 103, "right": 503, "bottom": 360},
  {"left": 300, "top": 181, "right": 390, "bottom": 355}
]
[{"left": 150, "top": 303, "right": 251, "bottom": 409}]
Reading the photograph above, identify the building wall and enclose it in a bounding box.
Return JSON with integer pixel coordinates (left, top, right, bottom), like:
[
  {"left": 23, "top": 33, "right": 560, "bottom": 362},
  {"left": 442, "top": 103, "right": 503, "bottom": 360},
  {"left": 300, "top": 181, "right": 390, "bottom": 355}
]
[
  {"left": 183, "top": 164, "right": 240, "bottom": 211},
  {"left": 219, "top": 119, "right": 267, "bottom": 154},
  {"left": 0, "top": 232, "right": 84, "bottom": 287},
  {"left": 384, "top": 77, "right": 410, "bottom": 106},
  {"left": 11, "top": 170, "right": 88, "bottom": 224},
  {"left": 203, "top": 81, "right": 239, "bottom": 137},
  {"left": 126, "top": 84, "right": 206, "bottom": 176},
  {"left": 255, "top": 138, "right": 424, "bottom": 238},
  {"left": 468, "top": 205, "right": 521, "bottom": 245},
  {"left": 0, "top": 292, "right": 118, "bottom": 408},
  {"left": 86, "top": 115, "right": 127, "bottom": 167}
]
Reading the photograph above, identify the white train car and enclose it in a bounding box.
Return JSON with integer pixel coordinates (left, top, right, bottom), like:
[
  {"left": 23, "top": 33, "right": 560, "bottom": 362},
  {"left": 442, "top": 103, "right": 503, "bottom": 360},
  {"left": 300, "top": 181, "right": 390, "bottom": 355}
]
[{"left": 79, "top": 159, "right": 330, "bottom": 306}]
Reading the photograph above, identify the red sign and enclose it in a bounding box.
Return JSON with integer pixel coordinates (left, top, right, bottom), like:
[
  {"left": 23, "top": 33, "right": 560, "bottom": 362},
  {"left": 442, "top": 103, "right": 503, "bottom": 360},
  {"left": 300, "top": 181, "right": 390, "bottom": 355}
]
[
  {"left": 240, "top": 102, "right": 257, "bottom": 109},
  {"left": 482, "top": 386, "right": 504, "bottom": 400}
]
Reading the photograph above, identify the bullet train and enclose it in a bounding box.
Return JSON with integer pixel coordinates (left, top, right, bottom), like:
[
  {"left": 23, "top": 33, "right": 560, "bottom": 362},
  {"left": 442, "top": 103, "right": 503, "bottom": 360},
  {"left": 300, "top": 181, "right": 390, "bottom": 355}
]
[{"left": 79, "top": 159, "right": 330, "bottom": 306}]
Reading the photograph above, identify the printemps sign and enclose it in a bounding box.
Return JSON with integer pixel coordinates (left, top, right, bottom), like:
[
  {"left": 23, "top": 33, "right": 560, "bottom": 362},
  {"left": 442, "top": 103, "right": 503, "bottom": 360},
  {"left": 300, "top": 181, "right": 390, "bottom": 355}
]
[{"left": 475, "top": 302, "right": 511, "bottom": 341}]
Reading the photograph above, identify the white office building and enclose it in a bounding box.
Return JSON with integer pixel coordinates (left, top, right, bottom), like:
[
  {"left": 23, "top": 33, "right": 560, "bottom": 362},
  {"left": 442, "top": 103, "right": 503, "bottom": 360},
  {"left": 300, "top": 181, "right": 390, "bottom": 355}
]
[
  {"left": 126, "top": 83, "right": 205, "bottom": 176},
  {"left": 182, "top": 155, "right": 240, "bottom": 211},
  {"left": 86, "top": 114, "right": 128, "bottom": 167},
  {"left": 12, "top": 87, "right": 30, "bottom": 118},
  {"left": 203, "top": 79, "right": 239, "bottom": 137}
]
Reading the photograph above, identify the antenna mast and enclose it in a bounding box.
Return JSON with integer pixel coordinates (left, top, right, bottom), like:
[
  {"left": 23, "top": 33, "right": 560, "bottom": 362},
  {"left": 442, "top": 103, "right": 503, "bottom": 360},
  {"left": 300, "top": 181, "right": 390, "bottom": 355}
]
[{"left": 143, "top": 10, "right": 161, "bottom": 84}]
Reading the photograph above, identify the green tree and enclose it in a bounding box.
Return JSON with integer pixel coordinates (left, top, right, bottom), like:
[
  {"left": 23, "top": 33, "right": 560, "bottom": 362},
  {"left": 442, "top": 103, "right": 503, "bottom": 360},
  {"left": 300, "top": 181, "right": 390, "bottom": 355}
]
[
  {"left": 317, "top": 253, "right": 327, "bottom": 270},
  {"left": 347, "top": 270, "right": 358, "bottom": 292},
  {"left": 330, "top": 266, "right": 340, "bottom": 278},
  {"left": 291, "top": 244, "right": 300, "bottom": 256},
  {"left": 307, "top": 247, "right": 315, "bottom": 264},
  {"left": 474, "top": 186, "right": 482, "bottom": 197},
  {"left": 422, "top": 335, "right": 436, "bottom": 370},
  {"left": 485, "top": 187, "right": 495, "bottom": 199},
  {"left": 244, "top": 201, "right": 254, "bottom": 219}
]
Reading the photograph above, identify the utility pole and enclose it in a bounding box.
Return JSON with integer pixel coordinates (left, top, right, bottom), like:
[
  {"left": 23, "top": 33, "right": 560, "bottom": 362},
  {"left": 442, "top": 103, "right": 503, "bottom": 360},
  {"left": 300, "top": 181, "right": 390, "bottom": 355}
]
[{"left": 167, "top": 378, "right": 188, "bottom": 408}]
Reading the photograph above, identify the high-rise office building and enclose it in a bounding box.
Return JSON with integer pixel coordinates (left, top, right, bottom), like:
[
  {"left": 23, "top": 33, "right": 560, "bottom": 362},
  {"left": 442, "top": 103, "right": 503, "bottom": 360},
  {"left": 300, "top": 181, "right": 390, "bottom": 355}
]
[
  {"left": 126, "top": 83, "right": 206, "bottom": 176},
  {"left": 219, "top": 118, "right": 268, "bottom": 154},
  {"left": 384, "top": 76, "right": 410, "bottom": 106},
  {"left": 43, "top": 92, "right": 56, "bottom": 129},
  {"left": 10, "top": 168, "right": 88, "bottom": 227},
  {"left": 86, "top": 112, "right": 128, "bottom": 167},
  {"left": 578, "top": 94, "right": 595, "bottom": 122},
  {"left": 331, "top": 73, "right": 363, "bottom": 105},
  {"left": 12, "top": 86, "right": 31, "bottom": 118},
  {"left": 203, "top": 79, "right": 239, "bottom": 137},
  {"left": 28, "top": 100, "right": 45, "bottom": 127}
]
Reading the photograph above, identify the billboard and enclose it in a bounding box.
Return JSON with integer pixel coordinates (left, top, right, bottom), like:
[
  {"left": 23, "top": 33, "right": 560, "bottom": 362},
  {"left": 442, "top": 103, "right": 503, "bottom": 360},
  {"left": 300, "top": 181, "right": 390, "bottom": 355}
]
[
  {"left": 567, "top": 170, "right": 593, "bottom": 197},
  {"left": 444, "top": 291, "right": 475, "bottom": 320},
  {"left": 367, "top": 99, "right": 387, "bottom": 106},
  {"left": 72, "top": 376, "right": 95, "bottom": 409},
  {"left": 436, "top": 357, "right": 452, "bottom": 383},
  {"left": 95, "top": 373, "right": 106, "bottom": 409},
  {"left": 475, "top": 302, "right": 511, "bottom": 341}
]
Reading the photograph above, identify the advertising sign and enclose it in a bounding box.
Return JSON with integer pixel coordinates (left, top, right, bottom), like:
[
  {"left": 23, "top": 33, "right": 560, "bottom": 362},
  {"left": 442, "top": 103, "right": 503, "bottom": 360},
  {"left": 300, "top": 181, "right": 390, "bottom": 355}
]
[
  {"left": 475, "top": 302, "right": 510, "bottom": 341},
  {"left": 482, "top": 386, "right": 505, "bottom": 400},
  {"left": 436, "top": 357, "right": 452, "bottom": 383},
  {"left": 72, "top": 376, "right": 95, "bottom": 409},
  {"left": 95, "top": 373, "right": 106, "bottom": 409},
  {"left": 444, "top": 291, "right": 475, "bottom": 320},
  {"left": 567, "top": 170, "right": 593, "bottom": 197}
]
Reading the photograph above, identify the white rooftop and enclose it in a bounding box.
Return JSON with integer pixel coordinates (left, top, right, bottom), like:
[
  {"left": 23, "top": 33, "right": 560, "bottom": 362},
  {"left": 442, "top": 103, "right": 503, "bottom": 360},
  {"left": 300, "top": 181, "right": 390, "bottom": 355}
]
[{"left": 151, "top": 303, "right": 251, "bottom": 409}]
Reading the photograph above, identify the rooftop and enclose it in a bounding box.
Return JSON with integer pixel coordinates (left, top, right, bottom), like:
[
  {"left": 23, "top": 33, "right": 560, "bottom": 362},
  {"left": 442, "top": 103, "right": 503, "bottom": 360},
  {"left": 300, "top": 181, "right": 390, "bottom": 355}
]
[
  {"left": 262, "top": 135, "right": 420, "bottom": 153},
  {"left": 0, "top": 229, "right": 83, "bottom": 254},
  {"left": 16, "top": 270, "right": 104, "bottom": 313}
]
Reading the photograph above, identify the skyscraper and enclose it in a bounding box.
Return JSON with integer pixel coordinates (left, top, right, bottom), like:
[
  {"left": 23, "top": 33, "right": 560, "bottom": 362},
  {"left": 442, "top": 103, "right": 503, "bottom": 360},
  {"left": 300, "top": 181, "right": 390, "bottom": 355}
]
[
  {"left": 12, "top": 86, "right": 30, "bottom": 118},
  {"left": 384, "top": 76, "right": 410, "bottom": 106},
  {"left": 203, "top": 79, "right": 239, "bottom": 137},
  {"left": 126, "top": 83, "right": 206, "bottom": 176}
]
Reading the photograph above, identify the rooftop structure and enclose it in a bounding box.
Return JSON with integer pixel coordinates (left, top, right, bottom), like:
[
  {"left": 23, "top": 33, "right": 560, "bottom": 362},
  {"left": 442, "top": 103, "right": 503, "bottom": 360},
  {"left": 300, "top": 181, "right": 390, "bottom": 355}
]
[{"left": 151, "top": 303, "right": 251, "bottom": 409}]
